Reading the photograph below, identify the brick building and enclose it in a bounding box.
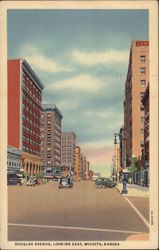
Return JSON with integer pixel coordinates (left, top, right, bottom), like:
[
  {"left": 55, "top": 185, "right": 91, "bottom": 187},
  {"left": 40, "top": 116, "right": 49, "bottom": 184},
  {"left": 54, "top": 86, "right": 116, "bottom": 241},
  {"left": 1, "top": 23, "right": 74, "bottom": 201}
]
[
  {"left": 141, "top": 82, "right": 149, "bottom": 186},
  {"left": 124, "top": 41, "right": 149, "bottom": 164},
  {"left": 75, "top": 146, "right": 81, "bottom": 179},
  {"left": 8, "top": 59, "right": 44, "bottom": 177}
]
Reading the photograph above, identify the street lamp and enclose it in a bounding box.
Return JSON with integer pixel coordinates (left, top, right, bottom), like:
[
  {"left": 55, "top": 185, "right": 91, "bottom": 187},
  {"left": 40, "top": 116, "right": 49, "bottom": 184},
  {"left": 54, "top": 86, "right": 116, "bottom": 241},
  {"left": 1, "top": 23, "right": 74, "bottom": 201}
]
[{"left": 114, "top": 132, "right": 128, "bottom": 194}]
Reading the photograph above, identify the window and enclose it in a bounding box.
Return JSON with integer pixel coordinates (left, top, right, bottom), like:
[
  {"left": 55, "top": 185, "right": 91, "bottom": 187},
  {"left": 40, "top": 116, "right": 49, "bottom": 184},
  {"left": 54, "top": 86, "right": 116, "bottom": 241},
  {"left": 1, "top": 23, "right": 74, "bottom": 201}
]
[
  {"left": 141, "top": 129, "right": 144, "bottom": 135},
  {"left": 140, "top": 92, "right": 145, "bottom": 98},
  {"left": 140, "top": 55, "right": 146, "bottom": 62},
  {"left": 141, "top": 80, "right": 146, "bottom": 87},
  {"left": 140, "top": 103, "right": 144, "bottom": 111},
  {"left": 140, "top": 141, "right": 144, "bottom": 147},
  {"left": 140, "top": 67, "right": 146, "bottom": 74},
  {"left": 141, "top": 117, "right": 145, "bottom": 123}
]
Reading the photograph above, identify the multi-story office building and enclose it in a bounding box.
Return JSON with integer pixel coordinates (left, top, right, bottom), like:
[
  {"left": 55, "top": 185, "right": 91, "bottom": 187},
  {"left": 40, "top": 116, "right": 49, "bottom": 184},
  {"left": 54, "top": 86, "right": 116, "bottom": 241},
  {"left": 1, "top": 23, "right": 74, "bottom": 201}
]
[
  {"left": 75, "top": 146, "right": 81, "bottom": 178},
  {"left": 124, "top": 41, "right": 149, "bottom": 164},
  {"left": 8, "top": 59, "right": 44, "bottom": 176},
  {"left": 41, "top": 104, "right": 63, "bottom": 169},
  {"left": 61, "top": 132, "right": 76, "bottom": 173},
  {"left": 86, "top": 161, "right": 90, "bottom": 180},
  {"left": 81, "top": 155, "right": 86, "bottom": 179}
]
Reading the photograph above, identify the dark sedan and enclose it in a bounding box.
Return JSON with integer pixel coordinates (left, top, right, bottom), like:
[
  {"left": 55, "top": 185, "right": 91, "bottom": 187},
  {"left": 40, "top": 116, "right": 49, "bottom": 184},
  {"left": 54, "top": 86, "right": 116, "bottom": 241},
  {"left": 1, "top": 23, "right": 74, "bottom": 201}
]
[
  {"left": 95, "top": 178, "right": 116, "bottom": 188},
  {"left": 59, "top": 177, "right": 73, "bottom": 189}
]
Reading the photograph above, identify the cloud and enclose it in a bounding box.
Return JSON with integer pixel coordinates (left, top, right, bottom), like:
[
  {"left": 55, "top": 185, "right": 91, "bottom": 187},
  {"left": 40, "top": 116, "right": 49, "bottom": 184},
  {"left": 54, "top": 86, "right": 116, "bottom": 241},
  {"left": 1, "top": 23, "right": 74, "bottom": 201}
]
[
  {"left": 18, "top": 44, "right": 72, "bottom": 73},
  {"left": 49, "top": 74, "right": 104, "bottom": 92},
  {"left": 72, "top": 49, "right": 129, "bottom": 66}
]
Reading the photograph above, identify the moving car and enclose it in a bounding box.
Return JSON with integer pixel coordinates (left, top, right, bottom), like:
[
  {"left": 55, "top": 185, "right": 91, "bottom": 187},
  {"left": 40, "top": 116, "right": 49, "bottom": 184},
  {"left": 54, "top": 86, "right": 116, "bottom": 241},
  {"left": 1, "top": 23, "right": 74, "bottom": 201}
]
[
  {"left": 59, "top": 177, "right": 73, "bottom": 189},
  {"left": 95, "top": 177, "right": 117, "bottom": 188},
  {"left": 26, "top": 179, "right": 36, "bottom": 187}
]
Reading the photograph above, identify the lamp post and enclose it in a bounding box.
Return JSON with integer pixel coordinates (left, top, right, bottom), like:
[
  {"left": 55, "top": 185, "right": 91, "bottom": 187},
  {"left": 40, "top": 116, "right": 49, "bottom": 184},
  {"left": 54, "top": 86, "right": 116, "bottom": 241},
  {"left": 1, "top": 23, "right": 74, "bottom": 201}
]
[{"left": 114, "top": 132, "right": 128, "bottom": 194}]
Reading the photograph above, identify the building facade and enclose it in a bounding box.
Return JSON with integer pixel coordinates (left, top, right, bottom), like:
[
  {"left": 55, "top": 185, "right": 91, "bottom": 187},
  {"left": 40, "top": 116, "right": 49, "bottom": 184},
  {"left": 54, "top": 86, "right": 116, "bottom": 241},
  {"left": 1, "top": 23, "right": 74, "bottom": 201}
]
[
  {"left": 7, "top": 146, "right": 22, "bottom": 179},
  {"left": 8, "top": 59, "right": 44, "bottom": 177},
  {"left": 141, "top": 82, "right": 149, "bottom": 186},
  {"left": 81, "top": 155, "right": 86, "bottom": 179},
  {"left": 41, "top": 104, "right": 63, "bottom": 169},
  {"left": 119, "top": 126, "right": 125, "bottom": 168},
  {"left": 61, "top": 132, "right": 76, "bottom": 173},
  {"left": 86, "top": 161, "right": 90, "bottom": 180},
  {"left": 75, "top": 146, "right": 81, "bottom": 178},
  {"left": 124, "top": 41, "right": 149, "bottom": 164}
]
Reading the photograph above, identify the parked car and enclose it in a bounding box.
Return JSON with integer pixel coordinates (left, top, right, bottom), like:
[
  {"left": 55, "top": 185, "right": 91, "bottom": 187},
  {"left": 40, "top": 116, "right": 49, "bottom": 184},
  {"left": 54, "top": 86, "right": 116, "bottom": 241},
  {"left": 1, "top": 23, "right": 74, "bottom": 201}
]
[
  {"left": 95, "top": 177, "right": 117, "bottom": 188},
  {"left": 7, "top": 178, "right": 21, "bottom": 186},
  {"left": 92, "top": 173, "right": 101, "bottom": 181},
  {"left": 59, "top": 177, "right": 73, "bottom": 189},
  {"left": 26, "top": 179, "right": 36, "bottom": 187}
]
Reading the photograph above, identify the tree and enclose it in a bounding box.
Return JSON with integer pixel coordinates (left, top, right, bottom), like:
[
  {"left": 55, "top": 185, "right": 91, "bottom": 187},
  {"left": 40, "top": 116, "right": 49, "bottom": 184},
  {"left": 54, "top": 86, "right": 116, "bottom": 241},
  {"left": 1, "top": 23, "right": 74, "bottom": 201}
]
[{"left": 130, "top": 157, "right": 137, "bottom": 173}]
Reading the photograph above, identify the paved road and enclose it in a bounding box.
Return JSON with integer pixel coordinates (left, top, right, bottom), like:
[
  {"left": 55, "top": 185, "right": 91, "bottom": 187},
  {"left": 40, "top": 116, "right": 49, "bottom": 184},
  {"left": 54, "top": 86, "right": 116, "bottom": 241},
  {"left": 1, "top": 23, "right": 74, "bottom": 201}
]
[{"left": 8, "top": 180, "right": 149, "bottom": 241}]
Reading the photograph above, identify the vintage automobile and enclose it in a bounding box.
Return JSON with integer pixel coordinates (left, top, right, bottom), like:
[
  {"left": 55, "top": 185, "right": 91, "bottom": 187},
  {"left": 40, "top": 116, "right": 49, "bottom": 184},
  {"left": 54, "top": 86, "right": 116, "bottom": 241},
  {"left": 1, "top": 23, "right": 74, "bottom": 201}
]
[
  {"left": 26, "top": 179, "right": 36, "bottom": 187},
  {"left": 59, "top": 177, "right": 73, "bottom": 189},
  {"left": 95, "top": 178, "right": 117, "bottom": 188}
]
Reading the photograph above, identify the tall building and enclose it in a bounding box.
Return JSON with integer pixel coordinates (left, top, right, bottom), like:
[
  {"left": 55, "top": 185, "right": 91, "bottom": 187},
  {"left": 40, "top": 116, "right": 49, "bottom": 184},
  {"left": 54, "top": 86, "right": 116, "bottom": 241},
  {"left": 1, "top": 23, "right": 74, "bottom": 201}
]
[
  {"left": 86, "top": 161, "right": 90, "bottom": 180},
  {"left": 8, "top": 59, "right": 44, "bottom": 176},
  {"left": 61, "top": 132, "right": 76, "bottom": 173},
  {"left": 124, "top": 41, "right": 149, "bottom": 164},
  {"left": 75, "top": 146, "right": 81, "bottom": 178},
  {"left": 41, "top": 104, "right": 62, "bottom": 169},
  {"left": 81, "top": 155, "right": 86, "bottom": 179}
]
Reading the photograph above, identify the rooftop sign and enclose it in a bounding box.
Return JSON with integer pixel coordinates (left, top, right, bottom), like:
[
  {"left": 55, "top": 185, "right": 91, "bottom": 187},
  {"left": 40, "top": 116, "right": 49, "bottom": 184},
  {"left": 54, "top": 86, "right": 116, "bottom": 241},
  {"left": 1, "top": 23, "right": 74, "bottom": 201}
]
[{"left": 136, "top": 41, "right": 149, "bottom": 46}]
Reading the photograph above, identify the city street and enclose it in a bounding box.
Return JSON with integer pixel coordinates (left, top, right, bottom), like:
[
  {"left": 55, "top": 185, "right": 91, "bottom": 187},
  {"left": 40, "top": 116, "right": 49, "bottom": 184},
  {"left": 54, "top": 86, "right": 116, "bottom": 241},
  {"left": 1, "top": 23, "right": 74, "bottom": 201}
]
[{"left": 8, "top": 180, "right": 149, "bottom": 241}]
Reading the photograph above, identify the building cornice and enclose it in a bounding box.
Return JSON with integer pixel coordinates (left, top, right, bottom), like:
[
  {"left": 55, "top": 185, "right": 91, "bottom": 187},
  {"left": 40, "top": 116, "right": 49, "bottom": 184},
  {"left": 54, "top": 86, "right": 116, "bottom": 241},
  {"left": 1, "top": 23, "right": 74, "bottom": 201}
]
[
  {"left": 21, "top": 59, "right": 45, "bottom": 90},
  {"left": 42, "top": 104, "right": 63, "bottom": 119}
]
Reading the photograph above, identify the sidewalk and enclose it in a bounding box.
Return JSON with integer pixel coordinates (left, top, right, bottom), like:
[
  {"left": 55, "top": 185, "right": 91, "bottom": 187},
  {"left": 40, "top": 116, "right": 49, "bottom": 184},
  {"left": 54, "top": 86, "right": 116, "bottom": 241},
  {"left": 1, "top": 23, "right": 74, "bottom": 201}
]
[{"left": 116, "top": 183, "right": 149, "bottom": 197}]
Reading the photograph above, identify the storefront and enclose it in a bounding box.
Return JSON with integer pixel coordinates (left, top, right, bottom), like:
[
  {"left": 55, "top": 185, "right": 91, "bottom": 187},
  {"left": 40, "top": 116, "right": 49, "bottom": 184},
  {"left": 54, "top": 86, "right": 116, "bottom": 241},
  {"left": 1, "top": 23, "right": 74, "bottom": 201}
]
[{"left": 7, "top": 146, "right": 22, "bottom": 181}]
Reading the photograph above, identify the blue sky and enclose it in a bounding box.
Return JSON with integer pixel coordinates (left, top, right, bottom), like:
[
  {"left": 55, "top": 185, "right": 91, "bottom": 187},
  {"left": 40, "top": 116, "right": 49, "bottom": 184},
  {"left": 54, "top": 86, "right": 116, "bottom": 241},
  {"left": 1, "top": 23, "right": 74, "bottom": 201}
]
[{"left": 7, "top": 10, "right": 149, "bottom": 177}]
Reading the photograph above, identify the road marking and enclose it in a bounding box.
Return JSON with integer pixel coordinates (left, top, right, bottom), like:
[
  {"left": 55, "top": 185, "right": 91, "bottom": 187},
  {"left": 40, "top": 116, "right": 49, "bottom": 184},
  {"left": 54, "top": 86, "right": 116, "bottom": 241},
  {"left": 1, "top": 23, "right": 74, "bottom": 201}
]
[
  {"left": 124, "top": 196, "right": 149, "bottom": 229},
  {"left": 8, "top": 223, "right": 144, "bottom": 235}
]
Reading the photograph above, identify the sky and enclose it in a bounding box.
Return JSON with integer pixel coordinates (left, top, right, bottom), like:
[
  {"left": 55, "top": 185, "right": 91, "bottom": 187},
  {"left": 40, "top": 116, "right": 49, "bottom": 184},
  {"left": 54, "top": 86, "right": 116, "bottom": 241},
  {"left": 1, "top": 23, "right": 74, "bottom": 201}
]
[{"left": 7, "top": 9, "right": 149, "bottom": 177}]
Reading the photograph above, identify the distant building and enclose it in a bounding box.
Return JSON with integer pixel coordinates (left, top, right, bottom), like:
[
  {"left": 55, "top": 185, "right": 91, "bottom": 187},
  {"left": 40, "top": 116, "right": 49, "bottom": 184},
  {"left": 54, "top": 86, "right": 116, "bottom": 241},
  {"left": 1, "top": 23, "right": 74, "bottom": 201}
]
[
  {"left": 8, "top": 59, "right": 44, "bottom": 177},
  {"left": 124, "top": 41, "right": 149, "bottom": 164},
  {"left": 41, "top": 104, "right": 63, "bottom": 169},
  {"left": 81, "top": 155, "right": 86, "bottom": 179},
  {"left": 89, "top": 170, "right": 94, "bottom": 180},
  {"left": 75, "top": 146, "right": 81, "bottom": 178},
  {"left": 86, "top": 161, "right": 90, "bottom": 180},
  {"left": 61, "top": 132, "right": 76, "bottom": 173}
]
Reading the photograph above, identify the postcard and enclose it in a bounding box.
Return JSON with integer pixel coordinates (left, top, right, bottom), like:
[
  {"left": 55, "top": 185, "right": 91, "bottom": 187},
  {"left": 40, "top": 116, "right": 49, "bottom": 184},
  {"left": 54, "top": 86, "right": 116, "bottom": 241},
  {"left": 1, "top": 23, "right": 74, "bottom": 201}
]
[{"left": 0, "top": 0, "right": 158, "bottom": 249}]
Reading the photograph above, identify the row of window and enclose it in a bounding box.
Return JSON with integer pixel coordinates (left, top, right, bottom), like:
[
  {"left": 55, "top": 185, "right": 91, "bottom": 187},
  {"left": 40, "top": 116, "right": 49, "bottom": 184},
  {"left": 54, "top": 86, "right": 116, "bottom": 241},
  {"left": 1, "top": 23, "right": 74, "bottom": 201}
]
[
  {"left": 23, "top": 136, "right": 41, "bottom": 146},
  {"left": 23, "top": 126, "right": 40, "bottom": 138},
  {"left": 8, "top": 161, "right": 21, "bottom": 167},
  {"left": 23, "top": 116, "right": 40, "bottom": 129},
  {"left": 23, "top": 82, "right": 41, "bottom": 104},
  {"left": 23, "top": 105, "right": 40, "bottom": 121},
  {"left": 23, "top": 72, "right": 41, "bottom": 95},
  {"left": 23, "top": 146, "right": 40, "bottom": 156},
  {"left": 23, "top": 93, "right": 41, "bottom": 112}
]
